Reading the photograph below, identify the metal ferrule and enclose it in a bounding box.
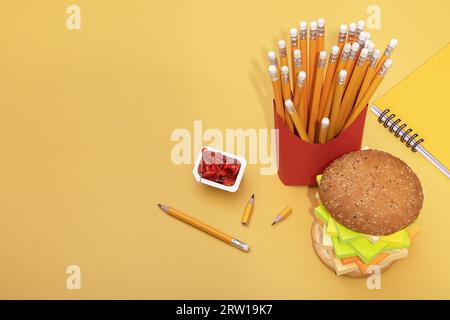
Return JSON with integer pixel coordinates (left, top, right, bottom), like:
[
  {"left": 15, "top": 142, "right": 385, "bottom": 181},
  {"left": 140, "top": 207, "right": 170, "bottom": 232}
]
[
  {"left": 349, "top": 50, "right": 357, "bottom": 61},
  {"left": 310, "top": 30, "right": 317, "bottom": 40},
  {"left": 378, "top": 64, "right": 389, "bottom": 76},
  {"left": 297, "top": 77, "right": 305, "bottom": 87},
  {"left": 338, "top": 76, "right": 346, "bottom": 86},
  {"left": 340, "top": 50, "right": 350, "bottom": 63},
  {"left": 357, "top": 38, "right": 365, "bottom": 48},
  {"left": 357, "top": 55, "right": 367, "bottom": 67},
  {"left": 318, "top": 56, "right": 326, "bottom": 68},
  {"left": 270, "top": 72, "right": 279, "bottom": 81},
  {"left": 300, "top": 29, "right": 307, "bottom": 40},
  {"left": 370, "top": 57, "right": 379, "bottom": 69},
  {"left": 347, "top": 32, "right": 355, "bottom": 42},
  {"left": 290, "top": 36, "right": 298, "bottom": 48},
  {"left": 330, "top": 52, "right": 338, "bottom": 64},
  {"left": 384, "top": 46, "right": 394, "bottom": 57},
  {"left": 231, "top": 239, "right": 248, "bottom": 251},
  {"left": 294, "top": 57, "right": 301, "bottom": 69},
  {"left": 355, "top": 30, "right": 361, "bottom": 40},
  {"left": 338, "top": 32, "right": 346, "bottom": 43},
  {"left": 270, "top": 59, "right": 279, "bottom": 68},
  {"left": 318, "top": 27, "right": 324, "bottom": 38},
  {"left": 279, "top": 47, "right": 287, "bottom": 57},
  {"left": 281, "top": 72, "right": 289, "bottom": 84}
]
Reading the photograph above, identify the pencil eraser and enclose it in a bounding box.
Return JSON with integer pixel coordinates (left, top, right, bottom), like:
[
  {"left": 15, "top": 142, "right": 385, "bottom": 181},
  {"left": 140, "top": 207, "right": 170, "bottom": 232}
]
[
  {"left": 351, "top": 42, "right": 360, "bottom": 51},
  {"left": 338, "top": 69, "right": 347, "bottom": 79},
  {"left": 299, "top": 21, "right": 307, "bottom": 30},
  {"left": 343, "top": 43, "right": 352, "bottom": 52},
  {"left": 310, "top": 21, "right": 317, "bottom": 30},
  {"left": 298, "top": 71, "right": 306, "bottom": 81},
  {"left": 389, "top": 38, "right": 398, "bottom": 48},
  {"left": 331, "top": 45, "right": 340, "bottom": 55},
  {"left": 358, "top": 31, "right": 367, "bottom": 41},
  {"left": 293, "top": 49, "right": 301, "bottom": 58},
  {"left": 268, "top": 65, "right": 277, "bottom": 75},
  {"left": 357, "top": 20, "right": 365, "bottom": 30},
  {"left": 281, "top": 65, "right": 289, "bottom": 74},
  {"left": 284, "top": 99, "right": 293, "bottom": 108},
  {"left": 349, "top": 22, "right": 356, "bottom": 32},
  {"left": 384, "top": 59, "right": 393, "bottom": 68},
  {"left": 268, "top": 50, "right": 277, "bottom": 60},
  {"left": 365, "top": 32, "right": 371, "bottom": 40},
  {"left": 339, "top": 24, "right": 348, "bottom": 33},
  {"left": 360, "top": 48, "right": 369, "bottom": 58},
  {"left": 290, "top": 28, "right": 298, "bottom": 37},
  {"left": 319, "top": 51, "right": 327, "bottom": 60},
  {"left": 242, "top": 244, "right": 249, "bottom": 252},
  {"left": 373, "top": 49, "right": 381, "bottom": 59},
  {"left": 321, "top": 117, "right": 330, "bottom": 127},
  {"left": 318, "top": 18, "right": 325, "bottom": 27},
  {"left": 278, "top": 39, "right": 286, "bottom": 49},
  {"left": 364, "top": 40, "right": 375, "bottom": 52}
]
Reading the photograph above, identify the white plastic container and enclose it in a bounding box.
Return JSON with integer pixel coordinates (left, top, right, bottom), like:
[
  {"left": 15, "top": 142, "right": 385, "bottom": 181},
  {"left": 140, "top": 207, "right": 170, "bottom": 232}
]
[{"left": 192, "top": 146, "right": 247, "bottom": 192}]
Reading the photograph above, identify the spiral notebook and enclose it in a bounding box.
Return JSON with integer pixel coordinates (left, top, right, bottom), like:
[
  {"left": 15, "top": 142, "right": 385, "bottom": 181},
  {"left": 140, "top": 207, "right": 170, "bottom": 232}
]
[{"left": 372, "top": 43, "right": 450, "bottom": 177}]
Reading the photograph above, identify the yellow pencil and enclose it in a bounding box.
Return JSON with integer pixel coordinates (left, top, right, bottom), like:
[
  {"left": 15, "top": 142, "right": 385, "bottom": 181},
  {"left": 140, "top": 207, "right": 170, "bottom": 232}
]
[
  {"left": 320, "top": 43, "right": 351, "bottom": 132},
  {"left": 299, "top": 21, "right": 309, "bottom": 109},
  {"left": 158, "top": 204, "right": 250, "bottom": 252},
  {"left": 292, "top": 49, "right": 302, "bottom": 96},
  {"left": 318, "top": 117, "right": 330, "bottom": 144},
  {"left": 290, "top": 27, "right": 299, "bottom": 87},
  {"left": 343, "top": 42, "right": 360, "bottom": 89},
  {"left": 285, "top": 99, "right": 310, "bottom": 142},
  {"left": 356, "top": 48, "right": 380, "bottom": 106},
  {"left": 241, "top": 194, "right": 255, "bottom": 226},
  {"left": 271, "top": 207, "right": 292, "bottom": 225},
  {"left": 343, "top": 59, "right": 393, "bottom": 130},
  {"left": 278, "top": 40, "right": 289, "bottom": 71},
  {"left": 336, "top": 48, "right": 369, "bottom": 132},
  {"left": 308, "top": 51, "right": 327, "bottom": 141},
  {"left": 268, "top": 65, "right": 285, "bottom": 123},
  {"left": 327, "top": 70, "right": 347, "bottom": 140},
  {"left": 355, "top": 20, "right": 365, "bottom": 40},
  {"left": 308, "top": 21, "right": 318, "bottom": 103},
  {"left": 318, "top": 45, "right": 340, "bottom": 120},
  {"left": 281, "top": 66, "right": 295, "bottom": 133},
  {"left": 293, "top": 70, "right": 305, "bottom": 109},
  {"left": 337, "top": 24, "right": 348, "bottom": 54},
  {"left": 317, "top": 18, "right": 325, "bottom": 53},
  {"left": 267, "top": 50, "right": 279, "bottom": 69},
  {"left": 374, "top": 38, "right": 398, "bottom": 77},
  {"left": 347, "top": 22, "right": 356, "bottom": 43}
]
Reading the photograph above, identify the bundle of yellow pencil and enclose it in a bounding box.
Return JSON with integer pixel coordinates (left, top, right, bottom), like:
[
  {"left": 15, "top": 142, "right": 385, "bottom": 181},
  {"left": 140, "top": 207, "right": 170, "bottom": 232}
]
[{"left": 268, "top": 18, "right": 397, "bottom": 144}]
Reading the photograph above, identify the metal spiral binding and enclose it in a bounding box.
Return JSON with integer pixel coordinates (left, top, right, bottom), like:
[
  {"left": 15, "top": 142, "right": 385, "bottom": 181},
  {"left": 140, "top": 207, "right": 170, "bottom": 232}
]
[{"left": 378, "top": 108, "right": 424, "bottom": 152}]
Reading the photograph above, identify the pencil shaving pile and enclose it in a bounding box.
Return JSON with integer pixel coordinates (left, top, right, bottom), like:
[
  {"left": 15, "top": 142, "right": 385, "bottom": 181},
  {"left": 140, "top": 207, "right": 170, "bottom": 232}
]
[{"left": 268, "top": 19, "right": 397, "bottom": 143}]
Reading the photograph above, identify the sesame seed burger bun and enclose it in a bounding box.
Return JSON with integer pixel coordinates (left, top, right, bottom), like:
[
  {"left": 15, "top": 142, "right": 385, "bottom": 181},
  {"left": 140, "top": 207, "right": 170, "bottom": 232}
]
[
  {"left": 311, "top": 220, "right": 395, "bottom": 277},
  {"left": 318, "top": 149, "right": 423, "bottom": 236}
]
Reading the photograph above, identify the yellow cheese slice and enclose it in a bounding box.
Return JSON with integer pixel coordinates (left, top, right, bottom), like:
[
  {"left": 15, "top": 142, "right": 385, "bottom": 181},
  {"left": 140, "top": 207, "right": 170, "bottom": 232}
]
[
  {"left": 348, "top": 237, "right": 388, "bottom": 264},
  {"left": 335, "top": 220, "right": 362, "bottom": 242},
  {"left": 331, "top": 236, "right": 357, "bottom": 258},
  {"left": 327, "top": 218, "right": 338, "bottom": 236}
]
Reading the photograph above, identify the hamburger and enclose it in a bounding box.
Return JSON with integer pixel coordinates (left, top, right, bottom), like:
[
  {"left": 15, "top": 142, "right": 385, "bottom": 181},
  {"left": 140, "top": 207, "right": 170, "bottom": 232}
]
[{"left": 312, "top": 149, "right": 423, "bottom": 277}]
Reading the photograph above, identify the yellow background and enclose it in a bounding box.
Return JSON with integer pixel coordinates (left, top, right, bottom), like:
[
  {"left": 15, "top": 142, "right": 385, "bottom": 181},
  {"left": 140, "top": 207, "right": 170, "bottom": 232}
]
[{"left": 0, "top": 0, "right": 449, "bottom": 299}]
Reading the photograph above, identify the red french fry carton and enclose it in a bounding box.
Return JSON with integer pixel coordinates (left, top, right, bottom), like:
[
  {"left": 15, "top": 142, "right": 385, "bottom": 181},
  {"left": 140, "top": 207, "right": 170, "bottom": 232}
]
[{"left": 274, "top": 106, "right": 367, "bottom": 186}]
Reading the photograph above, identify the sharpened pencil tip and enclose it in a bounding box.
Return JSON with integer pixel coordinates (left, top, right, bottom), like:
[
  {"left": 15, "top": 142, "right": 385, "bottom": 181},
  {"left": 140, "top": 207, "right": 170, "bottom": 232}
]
[
  {"left": 157, "top": 203, "right": 162, "bottom": 208},
  {"left": 251, "top": 194, "right": 254, "bottom": 199},
  {"left": 271, "top": 221, "right": 276, "bottom": 226}
]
